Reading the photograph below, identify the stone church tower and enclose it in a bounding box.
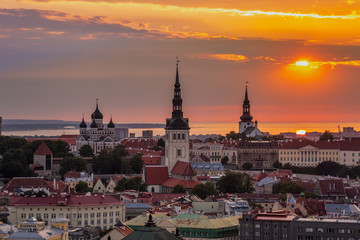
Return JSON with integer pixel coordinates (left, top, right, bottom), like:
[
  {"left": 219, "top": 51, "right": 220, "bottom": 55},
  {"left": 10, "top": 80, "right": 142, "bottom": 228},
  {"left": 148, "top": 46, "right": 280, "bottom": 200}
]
[{"left": 165, "top": 61, "right": 190, "bottom": 173}]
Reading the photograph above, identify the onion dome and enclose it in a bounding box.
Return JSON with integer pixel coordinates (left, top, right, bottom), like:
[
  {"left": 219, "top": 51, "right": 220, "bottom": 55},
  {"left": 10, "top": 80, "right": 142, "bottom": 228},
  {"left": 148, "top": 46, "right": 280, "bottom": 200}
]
[
  {"left": 90, "top": 119, "right": 98, "bottom": 129},
  {"left": 108, "top": 116, "right": 115, "bottom": 128},
  {"left": 91, "top": 99, "right": 103, "bottom": 120},
  {"left": 80, "top": 115, "right": 87, "bottom": 128}
]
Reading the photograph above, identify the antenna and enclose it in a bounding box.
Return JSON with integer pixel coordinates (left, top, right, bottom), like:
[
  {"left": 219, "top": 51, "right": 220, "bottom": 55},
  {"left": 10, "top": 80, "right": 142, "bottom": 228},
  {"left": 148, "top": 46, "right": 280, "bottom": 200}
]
[{"left": 176, "top": 56, "right": 180, "bottom": 66}]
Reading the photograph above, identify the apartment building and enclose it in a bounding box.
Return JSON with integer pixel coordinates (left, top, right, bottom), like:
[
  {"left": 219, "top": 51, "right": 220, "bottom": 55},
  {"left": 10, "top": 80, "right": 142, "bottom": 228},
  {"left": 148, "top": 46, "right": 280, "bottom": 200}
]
[{"left": 8, "top": 194, "right": 125, "bottom": 230}]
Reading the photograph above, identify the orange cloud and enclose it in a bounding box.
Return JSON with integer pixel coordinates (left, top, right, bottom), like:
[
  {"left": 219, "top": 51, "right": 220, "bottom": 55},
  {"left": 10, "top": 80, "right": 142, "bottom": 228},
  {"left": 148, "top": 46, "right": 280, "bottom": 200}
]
[
  {"left": 199, "top": 54, "right": 248, "bottom": 62},
  {"left": 290, "top": 59, "right": 360, "bottom": 69}
]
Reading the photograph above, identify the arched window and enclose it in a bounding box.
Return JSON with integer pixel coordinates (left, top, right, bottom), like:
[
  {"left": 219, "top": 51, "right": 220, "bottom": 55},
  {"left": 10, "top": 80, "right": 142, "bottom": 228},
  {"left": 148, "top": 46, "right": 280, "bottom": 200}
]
[
  {"left": 182, "top": 133, "right": 185, "bottom": 140},
  {"left": 178, "top": 133, "right": 181, "bottom": 139},
  {"left": 173, "top": 133, "right": 176, "bottom": 140}
]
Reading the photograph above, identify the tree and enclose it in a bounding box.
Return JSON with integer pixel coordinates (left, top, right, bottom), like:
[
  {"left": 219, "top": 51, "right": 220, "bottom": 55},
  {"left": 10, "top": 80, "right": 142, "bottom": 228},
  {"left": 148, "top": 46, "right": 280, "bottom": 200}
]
[
  {"left": 242, "top": 162, "right": 253, "bottom": 170},
  {"left": 114, "top": 177, "right": 147, "bottom": 192},
  {"left": 272, "top": 182, "right": 303, "bottom": 194},
  {"left": 191, "top": 182, "right": 217, "bottom": 199},
  {"left": 221, "top": 156, "right": 229, "bottom": 165},
  {"left": 217, "top": 172, "right": 254, "bottom": 193},
  {"left": 283, "top": 163, "right": 292, "bottom": 169},
  {"left": 59, "top": 156, "right": 87, "bottom": 177},
  {"left": 157, "top": 138, "right": 165, "bottom": 148},
  {"left": 226, "top": 131, "right": 241, "bottom": 140},
  {"left": 79, "top": 145, "right": 94, "bottom": 157},
  {"left": 172, "top": 184, "right": 186, "bottom": 193},
  {"left": 273, "top": 161, "right": 283, "bottom": 169},
  {"left": 75, "top": 181, "right": 92, "bottom": 193},
  {"left": 316, "top": 161, "right": 340, "bottom": 176},
  {"left": 130, "top": 154, "right": 143, "bottom": 174},
  {"left": 113, "top": 145, "right": 128, "bottom": 157},
  {"left": 319, "top": 130, "right": 334, "bottom": 141}
]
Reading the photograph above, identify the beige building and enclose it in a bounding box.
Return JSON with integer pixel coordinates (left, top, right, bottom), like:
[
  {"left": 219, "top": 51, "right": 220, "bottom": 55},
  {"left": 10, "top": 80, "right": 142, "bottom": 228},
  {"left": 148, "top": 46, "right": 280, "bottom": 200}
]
[
  {"left": 238, "top": 141, "right": 278, "bottom": 169},
  {"left": 279, "top": 140, "right": 340, "bottom": 167},
  {"left": 192, "top": 143, "right": 238, "bottom": 164},
  {"left": 8, "top": 194, "right": 125, "bottom": 230}
]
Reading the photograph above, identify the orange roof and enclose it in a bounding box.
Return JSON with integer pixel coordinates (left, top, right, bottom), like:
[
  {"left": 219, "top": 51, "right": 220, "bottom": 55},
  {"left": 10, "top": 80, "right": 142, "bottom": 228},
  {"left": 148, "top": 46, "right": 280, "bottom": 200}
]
[
  {"left": 34, "top": 142, "right": 53, "bottom": 155},
  {"left": 162, "top": 178, "right": 200, "bottom": 189},
  {"left": 171, "top": 160, "right": 196, "bottom": 176},
  {"left": 145, "top": 166, "right": 169, "bottom": 185},
  {"left": 116, "top": 226, "right": 133, "bottom": 236}
]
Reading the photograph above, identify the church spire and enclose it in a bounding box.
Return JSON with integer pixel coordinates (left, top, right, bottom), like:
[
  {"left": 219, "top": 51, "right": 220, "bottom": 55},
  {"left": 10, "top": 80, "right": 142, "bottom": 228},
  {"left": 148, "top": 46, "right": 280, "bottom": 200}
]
[
  {"left": 172, "top": 58, "right": 183, "bottom": 119},
  {"left": 165, "top": 58, "right": 189, "bottom": 130},
  {"left": 240, "top": 84, "right": 253, "bottom": 122}
]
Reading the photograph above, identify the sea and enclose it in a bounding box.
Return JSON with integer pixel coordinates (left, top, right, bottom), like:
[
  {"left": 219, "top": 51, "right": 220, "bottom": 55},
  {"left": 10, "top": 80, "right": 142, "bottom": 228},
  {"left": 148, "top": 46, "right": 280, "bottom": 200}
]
[{"left": 3, "top": 122, "right": 360, "bottom": 137}]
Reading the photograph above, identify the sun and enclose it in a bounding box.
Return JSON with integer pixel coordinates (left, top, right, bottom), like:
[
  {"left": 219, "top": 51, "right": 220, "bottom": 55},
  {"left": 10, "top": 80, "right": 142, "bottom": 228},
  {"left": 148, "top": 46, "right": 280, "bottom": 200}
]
[
  {"left": 295, "top": 60, "right": 310, "bottom": 67},
  {"left": 296, "top": 130, "right": 306, "bottom": 135}
]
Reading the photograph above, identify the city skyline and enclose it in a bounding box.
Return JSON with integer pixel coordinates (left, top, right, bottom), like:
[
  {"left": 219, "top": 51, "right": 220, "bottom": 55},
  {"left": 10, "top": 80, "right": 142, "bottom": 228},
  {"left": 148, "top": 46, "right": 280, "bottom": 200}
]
[{"left": 1, "top": 0, "right": 360, "bottom": 127}]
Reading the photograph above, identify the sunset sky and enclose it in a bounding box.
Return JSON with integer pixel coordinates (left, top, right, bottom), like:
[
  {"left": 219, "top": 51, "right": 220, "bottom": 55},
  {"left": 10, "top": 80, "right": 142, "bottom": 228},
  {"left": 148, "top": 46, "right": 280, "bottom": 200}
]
[{"left": 1, "top": 0, "right": 360, "bottom": 126}]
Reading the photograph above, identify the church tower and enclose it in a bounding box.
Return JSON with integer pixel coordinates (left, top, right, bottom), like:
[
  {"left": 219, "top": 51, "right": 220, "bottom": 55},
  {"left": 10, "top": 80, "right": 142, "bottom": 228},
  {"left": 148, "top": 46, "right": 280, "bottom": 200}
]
[
  {"left": 239, "top": 86, "right": 255, "bottom": 133},
  {"left": 165, "top": 60, "right": 190, "bottom": 173}
]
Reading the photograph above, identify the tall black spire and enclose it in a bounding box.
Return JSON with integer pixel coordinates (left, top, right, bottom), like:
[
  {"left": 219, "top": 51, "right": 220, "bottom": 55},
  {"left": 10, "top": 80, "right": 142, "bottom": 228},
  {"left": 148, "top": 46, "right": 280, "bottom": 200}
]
[
  {"left": 240, "top": 85, "right": 253, "bottom": 122},
  {"left": 172, "top": 60, "right": 183, "bottom": 119},
  {"left": 165, "top": 59, "right": 189, "bottom": 130}
]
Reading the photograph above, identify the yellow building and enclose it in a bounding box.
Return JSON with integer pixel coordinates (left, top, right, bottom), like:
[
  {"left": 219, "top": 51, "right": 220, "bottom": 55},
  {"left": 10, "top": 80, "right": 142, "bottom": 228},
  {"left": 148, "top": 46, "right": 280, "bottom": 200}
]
[{"left": 6, "top": 217, "right": 68, "bottom": 240}]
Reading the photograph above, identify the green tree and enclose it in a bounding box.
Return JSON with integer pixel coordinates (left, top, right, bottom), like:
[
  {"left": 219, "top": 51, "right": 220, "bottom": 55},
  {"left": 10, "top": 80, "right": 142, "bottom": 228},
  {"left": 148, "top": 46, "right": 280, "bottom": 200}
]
[
  {"left": 59, "top": 156, "right": 87, "bottom": 177},
  {"left": 242, "top": 162, "right": 253, "bottom": 170},
  {"left": 273, "top": 161, "right": 283, "bottom": 169},
  {"left": 221, "top": 156, "right": 229, "bottom": 165},
  {"left": 191, "top": 182, "right": 218, "bottom": 199},
  {"left": 79, "top": 145, "right": 94, "bottom": 157},
  {"left": 113, "top": 145, "right": 128, "bottom": 157},
  {"left": 319, "top": 130, "right": 334, "bottom": 141},
  {"left": 226, "top": 131, "right": 241, "bottom": 140},
  {"left": 316, "top": 161, "right": 340, "bottom": 176},
  {"left": 217, "top": 172, "right": 254, "bottom": 193},
  {"left": 75, "top": 181, "right": 92, "bottom": 193},
  {"left": 283, "top": 163, "right": 292, "bottom": 169},
  {"left": 0, "top": 137, "right": 27, "bottom": 155},
  {"left": 172, "top": 184, "right": 186, "bottom": 193},
  {"left": 130, "top": 154, "right": 143, "bottom": 174},
  {"left": 272, "top": 182, "right": 303, "bottom": 194},
  {"left": 157, "top": 138, "right": 165, "bottom": 148},
  {"left": 114, "top": 177, "right": 147, "bottom": 192}
]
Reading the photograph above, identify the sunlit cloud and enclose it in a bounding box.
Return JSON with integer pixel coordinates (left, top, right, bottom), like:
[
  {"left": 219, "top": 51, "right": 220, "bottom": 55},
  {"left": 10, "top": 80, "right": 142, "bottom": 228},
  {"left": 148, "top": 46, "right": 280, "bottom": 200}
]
[
  {"left": 290, "top": 59, "right": 360, "bottom": 69},
  {"left": 199, "top": 54, "right": 248, "bottom": 62}
]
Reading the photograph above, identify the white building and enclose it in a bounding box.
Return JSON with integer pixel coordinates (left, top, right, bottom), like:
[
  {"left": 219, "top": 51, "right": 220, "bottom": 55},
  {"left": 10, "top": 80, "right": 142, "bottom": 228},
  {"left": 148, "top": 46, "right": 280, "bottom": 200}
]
[
  {"left": 76, "top": 100, "right": 127, "bottom": 155},
  {"left": 191, "top": 142, "right": 238, "bottom": 163}
]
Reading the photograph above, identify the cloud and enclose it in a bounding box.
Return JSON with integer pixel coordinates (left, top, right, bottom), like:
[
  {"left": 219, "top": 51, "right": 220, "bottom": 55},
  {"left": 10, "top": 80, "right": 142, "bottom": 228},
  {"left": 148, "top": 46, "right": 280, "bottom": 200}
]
[
  {"left": 0, "top": 8, "right": 162, "bottom": 40},
  {"left": 290, "top": 58, "right": 360, "bottom": 69}
]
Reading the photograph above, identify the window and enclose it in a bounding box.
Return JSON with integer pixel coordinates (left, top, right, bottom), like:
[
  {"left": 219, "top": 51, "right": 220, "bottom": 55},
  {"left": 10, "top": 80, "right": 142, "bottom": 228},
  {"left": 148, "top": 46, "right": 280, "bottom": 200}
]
[
  {"left": 177, "top": 149, "right": 181, "bottom": 157},
  {"left": 173, "top": 134, "right": 176, "bottom": 140},
  {"left": 306, "top": 228, "right": 313, "bottom": 232},
  {"left": 255, "top": 224, "right": 260, "bottom": 228}
]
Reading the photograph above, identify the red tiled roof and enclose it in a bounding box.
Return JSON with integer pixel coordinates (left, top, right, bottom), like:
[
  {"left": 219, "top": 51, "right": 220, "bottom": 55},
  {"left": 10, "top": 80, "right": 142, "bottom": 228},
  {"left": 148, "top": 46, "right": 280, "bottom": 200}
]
[
  {"left": 58, "top": 135, "right": 77, "bottom": 145},
  {"left": 2, "top": 177, "right": 55, "bottom": 193},
  {"left": 12, "top": 194, "right": 122, "bottom": 207},
  {"left": 151, "top": 193, "right": 186, "bottom": 203},
  {"left": 47, "top": 181, "right": 74, "bottom": 194},
  {"left": 116, "top": 226, "right": 133, "bottom": 236},
  {"left": 171, "top": 161, "right": 196, "bottom": 176},
  {"left": 34, "top": 142, "right": 53, "bottom": 155},
  {"left": 145, "top": 166, "right": 169, "bottom": 185},
  {"left": 113, "top": 175, "right": 126, "bottom": 184},
  {"left": 162, "top": 178, "right": 201, "bottom": 189},
  {"left": 318, "top": 179, "right": 345, "bottom": 195},
  {"left": 142, "top": 155, "right": 161, "bottom": 165},
  {"left": 252, "top": 172, "right": 268, "bottom": 182},
  {"left": 280, "top": 139, "right": 341, "bottom": 150},
  {"left": 64, "top": 171, "right": 81, "bottom": 179}
]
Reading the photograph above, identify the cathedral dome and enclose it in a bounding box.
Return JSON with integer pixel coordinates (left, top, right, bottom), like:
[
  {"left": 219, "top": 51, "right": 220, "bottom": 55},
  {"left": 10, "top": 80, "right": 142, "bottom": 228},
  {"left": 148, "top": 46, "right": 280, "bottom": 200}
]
[
  {"left": 90, "top": 119, "right": 98, "bottom": 129},
  {"left": 108, "top": 117, "right": 115, "bottom": 128},
  {"left": 91, "top": 100, "right": 103, "bottom": 120},
  {"left": 80, "top": 117, "right": 87, "bottom": 128}
]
